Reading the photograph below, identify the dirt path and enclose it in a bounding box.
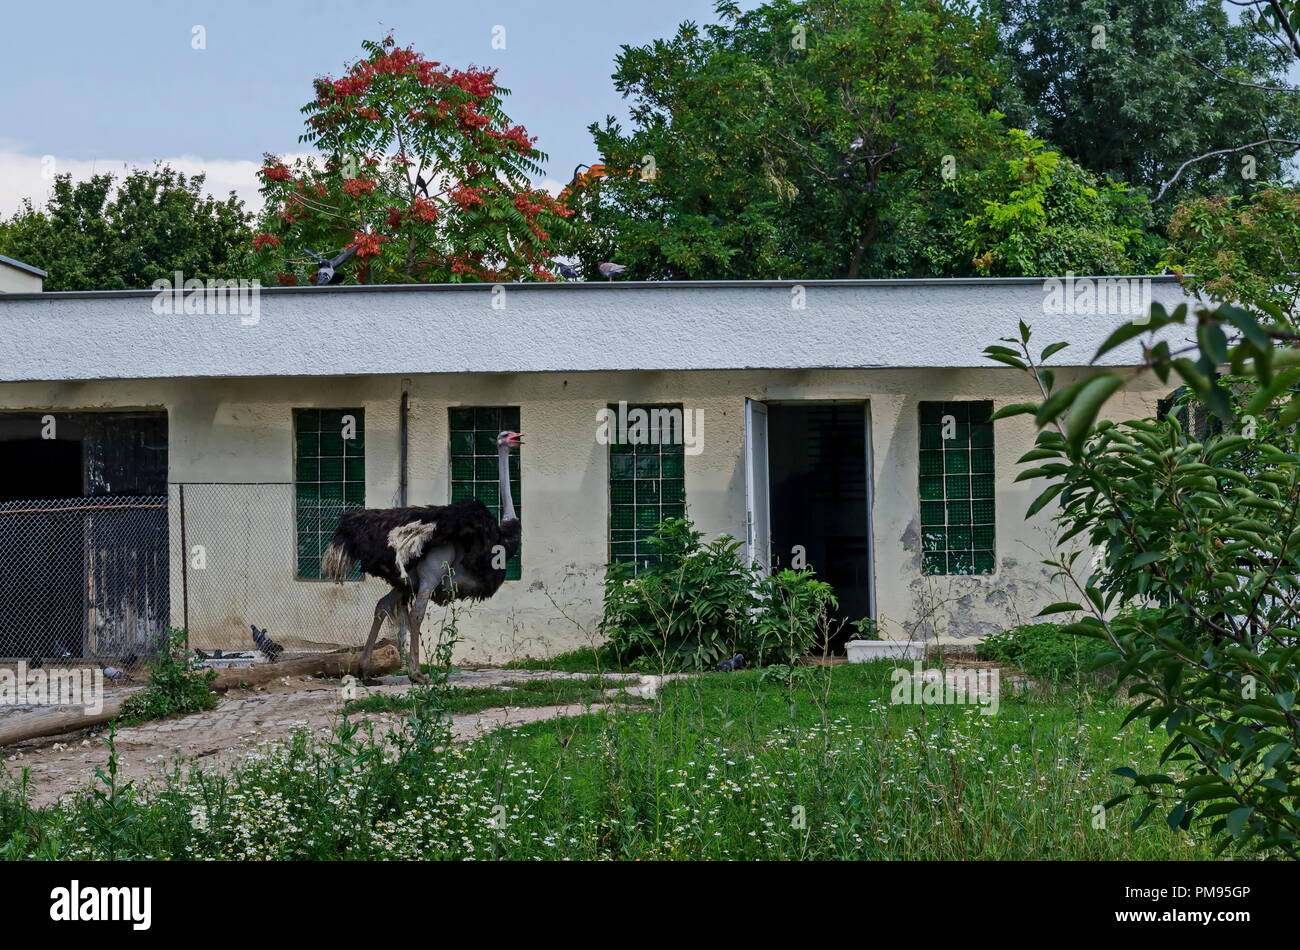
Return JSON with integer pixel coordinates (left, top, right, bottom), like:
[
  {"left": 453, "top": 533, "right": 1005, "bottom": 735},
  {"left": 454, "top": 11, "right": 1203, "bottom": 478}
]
[{"left": 0, "top": 669, "right": 676, "bottom": 809}]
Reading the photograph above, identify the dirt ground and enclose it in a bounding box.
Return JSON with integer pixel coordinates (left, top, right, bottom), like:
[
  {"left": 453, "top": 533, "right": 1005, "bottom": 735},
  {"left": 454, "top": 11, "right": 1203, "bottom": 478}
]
[{"left": 0, "top": 669, "right": 662, "bottom": 809}]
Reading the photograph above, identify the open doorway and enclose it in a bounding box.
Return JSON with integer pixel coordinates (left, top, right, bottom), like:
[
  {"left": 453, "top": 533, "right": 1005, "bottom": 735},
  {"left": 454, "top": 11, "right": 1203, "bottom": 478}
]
[{"left": 762, "top": 402, "right": 873, "bottom": 653}]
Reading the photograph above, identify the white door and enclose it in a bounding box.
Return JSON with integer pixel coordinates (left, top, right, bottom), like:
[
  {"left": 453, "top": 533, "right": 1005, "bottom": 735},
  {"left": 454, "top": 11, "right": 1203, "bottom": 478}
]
[{"left": 745, "top": 398, "right": 771, "bottom": 573}]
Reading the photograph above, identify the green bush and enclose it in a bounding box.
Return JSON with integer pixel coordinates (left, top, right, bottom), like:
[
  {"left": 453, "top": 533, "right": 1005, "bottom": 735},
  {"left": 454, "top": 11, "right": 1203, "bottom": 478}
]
[
  {"left": 600, "top": 518, "right": 837, "bottom": 670},
  {"left": 976, "top": 622, "right": 1107, "bottom": 684},
  {"left": 118, "top": 628, "right": 218, "bottom": 725}
]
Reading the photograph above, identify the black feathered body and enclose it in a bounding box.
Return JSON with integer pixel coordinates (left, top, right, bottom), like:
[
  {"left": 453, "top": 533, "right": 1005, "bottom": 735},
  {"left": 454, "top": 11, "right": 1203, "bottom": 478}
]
[{"left": 323, "top": 498, "right": 521, "bottom": 603}]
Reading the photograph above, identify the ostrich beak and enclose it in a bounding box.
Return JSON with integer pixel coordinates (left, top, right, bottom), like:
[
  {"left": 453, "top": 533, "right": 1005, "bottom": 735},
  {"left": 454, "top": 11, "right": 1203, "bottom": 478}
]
[{"left": 507, "top": 431, "right": 524, "bottom": 445}]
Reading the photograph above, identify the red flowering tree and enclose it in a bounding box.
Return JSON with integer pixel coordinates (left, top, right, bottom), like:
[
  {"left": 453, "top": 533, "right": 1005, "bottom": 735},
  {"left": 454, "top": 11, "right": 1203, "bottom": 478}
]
[{"left": 252, "top": 36, "right": 572, "bottom": 285}]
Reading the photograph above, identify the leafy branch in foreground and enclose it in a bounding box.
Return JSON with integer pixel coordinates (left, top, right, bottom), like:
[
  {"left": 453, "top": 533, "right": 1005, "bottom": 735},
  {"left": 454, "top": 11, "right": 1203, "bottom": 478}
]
[{"left": 985, "top": 306, "right": 1300, "bottom": 857}]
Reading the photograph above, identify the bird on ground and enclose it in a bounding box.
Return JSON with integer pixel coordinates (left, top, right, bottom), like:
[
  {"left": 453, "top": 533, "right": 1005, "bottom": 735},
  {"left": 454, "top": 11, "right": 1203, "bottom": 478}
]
[
  {"left": 598, "top": 262, "right": 626, "bottom": 281},
  {"left": 250, "top": 626, "right": 284, "bottom": 662},
  {"left": 99, "top": 661, "right": 134, "bottom": 683},
  {"left": 715, "top": 653, "right": 746, "bottom": 672},
  {"left": 556, "top": 262, "right": 581, "bottom": 280},
  {"left": 322, "top": 430, "right": 524, "bottom": 680},
  {"left": 305, "top": 246, "right": 358, "bottom": 286}
]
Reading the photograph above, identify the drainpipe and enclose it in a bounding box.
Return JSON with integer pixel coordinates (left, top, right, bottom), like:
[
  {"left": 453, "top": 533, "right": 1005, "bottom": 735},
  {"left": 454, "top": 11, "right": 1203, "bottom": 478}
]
[{"left": 398, "top": 380, "right": 410, "bottom": 506}]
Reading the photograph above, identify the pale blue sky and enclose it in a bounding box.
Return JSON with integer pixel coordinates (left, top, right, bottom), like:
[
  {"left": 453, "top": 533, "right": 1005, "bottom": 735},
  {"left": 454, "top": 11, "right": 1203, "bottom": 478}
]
[{"left": 0, "top": 0, "right": 758, "bottom": 212}]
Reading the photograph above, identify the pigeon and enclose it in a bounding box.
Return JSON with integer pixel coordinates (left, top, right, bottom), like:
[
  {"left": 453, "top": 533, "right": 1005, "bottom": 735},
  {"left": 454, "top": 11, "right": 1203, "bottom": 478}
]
[
  {"left": 714, "top": 653, "right": 745, "bottom": 672},
  {"left": 556, "top": 262, "right": 581, "bottom": 280},
  {"left": 99, "top": 661, "right": 134, "bottom": 683},
  {"left": 304, "top": 246, "right": 357, "bottom": 286},
  {"left": 251, "top": 625, "right": 284, "bottom": 662},
  {"left": 598, "top": 262, "right": 627, "bottom": 281}
]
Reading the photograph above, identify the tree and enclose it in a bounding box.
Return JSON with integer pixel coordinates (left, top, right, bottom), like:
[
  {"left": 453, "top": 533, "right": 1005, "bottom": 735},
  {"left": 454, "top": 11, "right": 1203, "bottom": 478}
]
[
  {"left": 0, "top": 165, "right": 252, "bottom": 291},
  {"left": 1164, "top": 186, "right": 1300, "bottom": 325},
  {"left": 252, "top": 36, "right": 572, "bottom": 285},
  {"left": 996, "top": 0, "right": 1300, "bottom": 207},
  {"left": 564, "top": 0, "right": 1151, "bottom": 280},
  {"left": 989, "top": 307, "right": 1300, "bottom": 856}
]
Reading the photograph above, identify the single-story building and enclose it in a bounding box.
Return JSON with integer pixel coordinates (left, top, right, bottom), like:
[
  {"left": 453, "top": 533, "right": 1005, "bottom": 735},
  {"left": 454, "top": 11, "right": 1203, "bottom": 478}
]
[{"left": 0, "top": 276, "right": 1199, "bottom": 664}]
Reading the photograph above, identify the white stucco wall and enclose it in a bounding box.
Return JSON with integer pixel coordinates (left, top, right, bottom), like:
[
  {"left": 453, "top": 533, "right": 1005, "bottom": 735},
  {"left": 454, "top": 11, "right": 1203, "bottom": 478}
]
[
  {"left": 0, "top": 366, "right": 1170, "bottom": 663},
  {"left": 0, "top": 276, "right": 1203, "bottom": 382}
]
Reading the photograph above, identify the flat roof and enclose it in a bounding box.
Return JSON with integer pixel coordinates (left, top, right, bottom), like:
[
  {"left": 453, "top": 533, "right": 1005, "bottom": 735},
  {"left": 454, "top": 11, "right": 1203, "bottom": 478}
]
[{"left": 0, "top": 276, "right": 1204, "bottom": 382}]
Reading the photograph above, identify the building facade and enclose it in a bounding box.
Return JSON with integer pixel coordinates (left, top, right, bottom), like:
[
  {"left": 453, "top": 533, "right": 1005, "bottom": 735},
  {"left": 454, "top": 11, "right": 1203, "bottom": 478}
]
[{"left": 0, "top": 278, "right": 1196, "bottom": 663}]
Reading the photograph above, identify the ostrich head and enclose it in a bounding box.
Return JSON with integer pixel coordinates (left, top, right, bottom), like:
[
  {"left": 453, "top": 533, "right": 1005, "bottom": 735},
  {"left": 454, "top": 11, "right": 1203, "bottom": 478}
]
[{"left": 497, "top": 430, "right": 524, "bottom": 448}]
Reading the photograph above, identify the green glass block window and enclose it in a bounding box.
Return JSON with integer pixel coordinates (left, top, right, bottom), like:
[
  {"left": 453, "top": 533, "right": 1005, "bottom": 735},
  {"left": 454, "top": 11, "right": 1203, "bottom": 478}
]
[
  {"left": 609, "top": 403, "right": 687, "bottom": 573},
  {"left": 296, "top": 408, "right": 365, "bottom": 580},
  {"left": 919, "top": 401, "right": 994, "bottom": 575},
  {"left": 450, "top": 406, "right": 521, "bottom": 580}
]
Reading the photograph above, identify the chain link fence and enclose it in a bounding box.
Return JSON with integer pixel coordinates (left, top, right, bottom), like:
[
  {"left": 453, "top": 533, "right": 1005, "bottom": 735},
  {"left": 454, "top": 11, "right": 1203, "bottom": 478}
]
[
  {"left": 0, "top": 496, "right": 169, "bottom": 662},
  {"left": 0, "top": 486, "right": 392, "bottom": 662},
  {"left": 175, "top": 483, "right": 388, "bottom": 653}
]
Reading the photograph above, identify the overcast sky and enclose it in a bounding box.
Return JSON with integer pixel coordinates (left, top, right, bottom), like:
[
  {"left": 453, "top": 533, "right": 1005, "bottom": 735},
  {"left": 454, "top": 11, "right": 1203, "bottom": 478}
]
[{"left": 0, "top": 0, "right": 757, "bottom": 216}]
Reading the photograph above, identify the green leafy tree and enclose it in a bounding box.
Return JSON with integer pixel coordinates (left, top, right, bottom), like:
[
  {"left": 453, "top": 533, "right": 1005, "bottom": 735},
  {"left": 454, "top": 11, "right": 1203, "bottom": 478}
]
[
  {"left": 1164, "top": 186, "right": 1300, "bottom": 325},
  {"left": 0, "top": 165, "right": 252, "bottom": 291},
  {"left": 565, "top": 0, "right": 1150, "bottom": 280},
  {"left": 986, "top": 299, "right": 1300, "bottom": 855},
  {"left": 996, "top": 0, "right": 1300, "bottom": 206},
  {"left": 252, "top": 36, "right": 572, "bottom": 285}
]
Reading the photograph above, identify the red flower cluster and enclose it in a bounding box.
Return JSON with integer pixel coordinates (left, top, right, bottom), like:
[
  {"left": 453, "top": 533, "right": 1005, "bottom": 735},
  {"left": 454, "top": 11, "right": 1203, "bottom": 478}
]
[
  {"left": 491, "top": 124, "right": 536, "bottom": 152},
  {"left": 342, "top": 176, "right": 377, "bottom": 197},
  {"left": 409, "top": 197, "right": 439, "bottom": 222},
  {"left": 262, "top": 162, "right": 291, "bottom": 182},
  {"left": 253, "top": 232, "right": 281, "bottom": 250},
  {"left": 449, "top": 185, "right": 485, "bottom": 209},
  {"left": 349, "top": 231, "right": 388, "bottom": 258},
  {"left": 447, "top": 67, "right": 497, "bottom": 100}
]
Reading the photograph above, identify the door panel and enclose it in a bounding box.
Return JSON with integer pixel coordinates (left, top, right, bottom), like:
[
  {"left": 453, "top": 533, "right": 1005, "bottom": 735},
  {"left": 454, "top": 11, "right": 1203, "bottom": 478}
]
[{"left": 745, "top": 399, "right": 771, "bottom": 572}]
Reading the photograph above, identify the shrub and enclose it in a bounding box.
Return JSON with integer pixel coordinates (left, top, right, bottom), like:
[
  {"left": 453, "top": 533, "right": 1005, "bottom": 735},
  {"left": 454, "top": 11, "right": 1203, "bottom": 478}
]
[
  {"left": 118, "top": 628, "right": 218, "bottom": 725},
  {"left": 600, "top": 518, "right": 837, "bottom": 670},
  {"left": 989, "top": 312, "right": 1300, "bottom": 857},
  {"left": 976, "top": 622, "right": 1106, "bottom": 684}
]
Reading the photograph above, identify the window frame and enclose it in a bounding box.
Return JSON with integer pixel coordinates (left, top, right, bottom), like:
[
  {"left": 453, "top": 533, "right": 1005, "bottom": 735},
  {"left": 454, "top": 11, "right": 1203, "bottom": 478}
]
[
  {"left": 918, "top": 400, "right": 995, "bottom": 576},
  {"left": 294, "top": 407, "right": 365, "bottom": 581},
  {"left": 607, "top": 402, "right": 688, "bottom": 573},
  {"left": 448, "top": 406, "right": 522, "bottom": 581}
]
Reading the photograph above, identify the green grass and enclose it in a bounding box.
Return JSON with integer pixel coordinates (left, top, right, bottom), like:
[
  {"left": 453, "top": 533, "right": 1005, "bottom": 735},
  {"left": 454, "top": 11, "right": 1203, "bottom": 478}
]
[
  {"left": 342, "top": 676, "right": 639, "bottom": 717},
  {"left": 500, "top": 646, "right": 616, "bottom": 673},
  {"left": 0, "top": 662, "right": 1226, "bottom": 860}
]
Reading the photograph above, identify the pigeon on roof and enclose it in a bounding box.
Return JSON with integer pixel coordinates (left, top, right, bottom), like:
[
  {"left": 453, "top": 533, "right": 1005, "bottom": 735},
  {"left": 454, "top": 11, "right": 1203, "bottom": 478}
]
[
  {"left": 305, "top": 246, "right": 358, "bottom": 286},
  {"left": 598, "top": 262, "right": 627, "bottom": 281}
]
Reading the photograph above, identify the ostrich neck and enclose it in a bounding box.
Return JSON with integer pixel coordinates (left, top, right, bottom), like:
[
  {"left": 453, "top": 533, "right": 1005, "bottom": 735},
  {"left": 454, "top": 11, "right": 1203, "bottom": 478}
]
[{"left": 499, "top": 444, "right": 517, "bottom": 523}]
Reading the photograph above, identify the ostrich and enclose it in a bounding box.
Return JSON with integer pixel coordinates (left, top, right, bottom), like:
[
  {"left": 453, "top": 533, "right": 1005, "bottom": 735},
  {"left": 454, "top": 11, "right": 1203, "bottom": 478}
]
[{"left": 322, "top": 430, "right": 523, "bottom": 679}]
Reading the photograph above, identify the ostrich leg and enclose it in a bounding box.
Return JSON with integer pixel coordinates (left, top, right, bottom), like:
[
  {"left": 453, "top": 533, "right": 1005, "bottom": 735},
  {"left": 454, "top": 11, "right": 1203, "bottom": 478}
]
[
  {"left": 406, "top": 584, "right": 434, "bottom": 683},
  {"left": 407, "top": 548, "right": 455, "bottom": 684},
  {"left": 360, "top": 588, "right": 402, "bottom": 678}
]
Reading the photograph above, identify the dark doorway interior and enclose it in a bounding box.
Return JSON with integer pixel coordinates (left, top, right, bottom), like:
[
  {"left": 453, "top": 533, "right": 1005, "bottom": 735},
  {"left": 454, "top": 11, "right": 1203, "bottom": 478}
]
[
  {"left": 0, "top": 413, "right": 168, "bottom": 659},
  {"left": 0, "top": 439, "right": 83, "bottom": 502},
  {"left": 767, "top": 403, "right": 871, "bottom": 653}
]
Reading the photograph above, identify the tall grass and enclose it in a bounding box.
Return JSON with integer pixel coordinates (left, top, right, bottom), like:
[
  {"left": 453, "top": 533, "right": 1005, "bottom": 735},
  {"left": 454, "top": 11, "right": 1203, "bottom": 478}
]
[{"left": 0, "top": 662, "right": 1217, "bottom": 860}]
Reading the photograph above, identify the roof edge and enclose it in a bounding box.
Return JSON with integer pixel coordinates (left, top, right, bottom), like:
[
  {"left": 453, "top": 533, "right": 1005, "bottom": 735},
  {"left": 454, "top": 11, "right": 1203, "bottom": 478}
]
[{"left": 0, "top": 273, "right": 1189, "bottom": 302}]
